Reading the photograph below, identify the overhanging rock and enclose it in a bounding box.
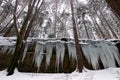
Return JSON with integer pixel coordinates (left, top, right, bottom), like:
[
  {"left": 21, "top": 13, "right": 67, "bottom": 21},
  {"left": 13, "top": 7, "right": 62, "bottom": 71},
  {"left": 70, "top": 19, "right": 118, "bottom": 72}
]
[{"left": 0, "top": 38, "right": 120, "bottom": 73}]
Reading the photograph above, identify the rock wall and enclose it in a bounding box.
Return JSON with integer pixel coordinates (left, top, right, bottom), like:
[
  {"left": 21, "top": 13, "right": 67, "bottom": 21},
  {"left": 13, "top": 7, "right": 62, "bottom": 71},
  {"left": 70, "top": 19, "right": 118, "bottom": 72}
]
[{"left": 0, "top": 40, "right": 120, "bottom": 73}]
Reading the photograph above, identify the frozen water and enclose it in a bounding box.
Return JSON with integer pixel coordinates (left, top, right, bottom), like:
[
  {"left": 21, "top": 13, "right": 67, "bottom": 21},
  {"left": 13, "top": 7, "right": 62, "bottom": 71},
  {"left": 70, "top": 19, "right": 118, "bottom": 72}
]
[
  {"left": 108, "top": 42, "right": 120, "bottom": 66},
  {"left": 60, "top": 41, "right": 65, "bottom": 68},
  {"left": 55, "top": 41, "right": 65, "bottom": 72},
  {"left": 0, "top": 46, "right": 9, "bottom": 54},
  {"left": 81, "top": 40, "right": 120, "bottom": 69},
  {"left": 22, "top": 43, "right": 28, "bottom": 61},
  {"left": 34, "top": 42, "right": 45, "bottom": 72},
  {"left": 81, "top": 41, "right": 100, "bottom": 69},
  {"left": 99, "top": 41, "right": 116, "bottom": 68},
  {"left": 45, "top": 42, "right": 54, "bottom": 69},
  {"left": 67, "top": 42, "right": 77, "bottom": 60}
]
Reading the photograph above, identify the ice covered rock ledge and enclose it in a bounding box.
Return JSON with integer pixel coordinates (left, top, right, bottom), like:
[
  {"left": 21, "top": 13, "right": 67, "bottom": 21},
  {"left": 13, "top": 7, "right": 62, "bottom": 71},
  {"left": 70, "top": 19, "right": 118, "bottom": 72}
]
[{"left": 0, "top": 37, "right": 120, "bottom": 73}]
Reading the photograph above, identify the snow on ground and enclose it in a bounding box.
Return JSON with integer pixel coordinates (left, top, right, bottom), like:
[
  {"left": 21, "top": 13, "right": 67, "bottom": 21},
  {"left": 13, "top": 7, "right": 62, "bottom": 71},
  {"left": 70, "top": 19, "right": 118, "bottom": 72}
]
[{"left": 0, "top": 68, "right": 120, "bottom": 80}]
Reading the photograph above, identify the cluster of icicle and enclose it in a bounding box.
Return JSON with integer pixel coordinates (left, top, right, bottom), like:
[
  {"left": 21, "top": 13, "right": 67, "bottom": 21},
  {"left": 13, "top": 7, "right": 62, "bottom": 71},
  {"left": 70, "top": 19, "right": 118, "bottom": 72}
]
[
  {"left": 0, "top": 39, "right": 120, "bottom": 72},
  {"left": 33, "top": 40, "right": 66, "bottom": 72},
  {"left": 81, "top": 40, "right": 120, "bottom": 69},
  {"left": 0, "top": 46, "right": 15, "bottom": 54},
  {"left": 33, "top": 40, "right": 120, "bottom": 72}
]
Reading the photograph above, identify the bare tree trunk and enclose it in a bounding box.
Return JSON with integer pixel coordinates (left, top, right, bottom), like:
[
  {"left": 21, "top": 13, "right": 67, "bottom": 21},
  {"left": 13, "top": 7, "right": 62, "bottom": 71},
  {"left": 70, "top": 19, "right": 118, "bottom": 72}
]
[
  {"left": 7, "top": 0, "right": 43, "bottom": 76},
  {"left": 3, "top": 24, "right": 13, "bottom": 37},
  {"left": 94, "top": 9, "right": 112, "bottom": 39},
  {"left": 54, "top": 0, "right": 58, "bottom": 38},
  {"left": 82, "top": 14, "right": 90, "bottom": 39},
  {"left": 98, "top": 10, "right": 118, "bottom": 39},
  {"left": 89, "top": 12, "right": 101, "bottom": 39},
  {"left": 3, "top": 5, "right": 26, "bottom": 37},
  {"left": 93, "top": 0, "right": 118, "bottom": 39},
  {"left": 105, "top": 0, "right": 120, "bottom": 19},
  {"left": 92, "top": 13, "right": 105, "bottom": 39},
  {"left": 93, "top": 8, "right": 105, "bottom": 38},
  {"left": 7, "top": 0, "right": 34, "bottom": 76},
  {"left": 19, "top": 0, "right": 44, "bottom": 61},
  {"left": 70, "top": 0, "right": 83, "bottom": 72},
  {"left": 0, "top": 11, "right": 9, "bottom": 25}
]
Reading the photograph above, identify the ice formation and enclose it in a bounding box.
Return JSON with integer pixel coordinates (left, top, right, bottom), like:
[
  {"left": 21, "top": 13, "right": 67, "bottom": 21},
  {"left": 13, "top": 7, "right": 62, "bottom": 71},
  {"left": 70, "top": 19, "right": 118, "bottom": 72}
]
[
  {"left": 81, "top": 41, "right": 100, "bottom": 69},
  {"left": 99, "top": 41, "right": 116, "bottom": 68},
  {"left": 22, "top": 43, "right": 28, "bottom": 61},
  {"left": 15, "top": 39, "right": 120, "bottom": 70},
  {"left": 67, "top": 42, "right": 77, "bottom": 60},
  {"left": 55, "top": 41, "right": 65, "bottom": 72},
  {"left": 0, "top": 46, "right": 15, "bottom": 54},
  {"left": 45, "top": 41, "right": 54, "bottom": 69},
  {"left": 81, "top": 40, "right": 120, "bottom": 69},
  {"left": 0, "top": 37, "right": 119, "bottom": 71},
  {"left": 34, "top": 42, "right": 45, "bottom": 72}
]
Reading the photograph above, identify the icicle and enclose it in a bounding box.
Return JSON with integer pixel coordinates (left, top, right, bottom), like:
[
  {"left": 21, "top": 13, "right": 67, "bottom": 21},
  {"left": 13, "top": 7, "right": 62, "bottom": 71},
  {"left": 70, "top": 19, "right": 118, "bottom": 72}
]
[
  {"left": 99, "top": 41, "right": 116, "bottom": 68},
  {"left": 55, "top": 41, "right": 65, "bottom": 72},
  {"left": 108, "top": 42, "right": 120, "bottom": 66},
  {"left": 81, "top": 43, "right": 91, "bottom": 63},
  {"left": 34, "top": 41, "right": 45, "bottom": 72},
  {"left": 36, "top": 52, "right": 44, "bottom": 72},
  {"left": 81, "top": 41, "right": 100, "bottom": 69},
  {"left": 88, "top": 41, "right": 100, "bottom": 69},
  {"left": 55, "top": 41, "right": 61, "bottom": 72},
  {"left": 45, "top": 41, "right": 54, "bottom": 69},
  {"left": 11, "top": 46, "right": 15, "bottom": 54},
  {"left": 6, "top": 47, "right": 12, "bottom": 55},
  {"left": 60, "top": 41, "right": 65, "bottom": 68},
  {"left": 0, "top": 46, "right": 8, "bottom": 54},
  {"left": 67, "top": 42, "right": 77, "bottom": 60},
  {"left": 22, "top": 43, "right": 28, "bottom": 61},
  {"left": 81, "top": 40, "right": 120, "bottom": 69}
]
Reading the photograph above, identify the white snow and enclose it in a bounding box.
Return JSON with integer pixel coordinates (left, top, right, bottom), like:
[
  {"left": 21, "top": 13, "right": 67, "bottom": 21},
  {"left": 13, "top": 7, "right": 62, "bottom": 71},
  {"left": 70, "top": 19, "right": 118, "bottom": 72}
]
[
  {"left": 0, "top": 36, "right": 15, "bottom": 46},
  {"left": 0, "top": 68, "right": 120, "bottom": 80}
]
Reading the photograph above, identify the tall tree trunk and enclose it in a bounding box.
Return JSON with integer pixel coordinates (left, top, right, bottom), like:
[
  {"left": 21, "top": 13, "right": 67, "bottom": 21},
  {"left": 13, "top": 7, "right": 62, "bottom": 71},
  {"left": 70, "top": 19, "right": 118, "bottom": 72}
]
[
  {"left": 105, "top": 0, "right": 120, "bottom": 19},
  {"left": 94, "top": 9, "right": 112, "bottom": 39},
  {"left": 3, "top": 5, "right": 26, "bottom": 37},
  {"left": 93, "top": 8, "right": 105, "bottom": 38},
  {"left": 7, "top": 0, "right": 34, "bottom": 76},
  {"left": 89, "top": 11, "right": 101, "bottom": 39},
  {"left": 92, "top": 13, "right": 105, "bottom": 39},
  {"left": 93, "top": 0, "right": 118, "bottom": 39},
  {"left": 82, "top": 14, "right": 90, "bottom": 39},
  {"left": 7, "top": 0, "right": 43, "bottom": 76},
  {"left": 98, "top": 9, "right": 118, "bottom": 39},
  {"left": 54, "top": 0, "right": 58, "bottom": 38},
  {"left": 3, "top": 24, "right": 13, "bottom": 37},
  {"left": 19, "top": 0, "right": 44, "bottom": 61},
  {"left": 0, "top": 11, "right": 9, "bottom": 25},
  {"left": 70, "top": 0, "right": 83, "bottom": 72}
]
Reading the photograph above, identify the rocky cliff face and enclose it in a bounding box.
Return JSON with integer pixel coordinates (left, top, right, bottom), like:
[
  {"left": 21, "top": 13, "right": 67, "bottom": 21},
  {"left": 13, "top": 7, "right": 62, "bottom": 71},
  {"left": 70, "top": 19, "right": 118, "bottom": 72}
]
[{"left": 0, "top": 40, "right": 120, "bottom": 73}]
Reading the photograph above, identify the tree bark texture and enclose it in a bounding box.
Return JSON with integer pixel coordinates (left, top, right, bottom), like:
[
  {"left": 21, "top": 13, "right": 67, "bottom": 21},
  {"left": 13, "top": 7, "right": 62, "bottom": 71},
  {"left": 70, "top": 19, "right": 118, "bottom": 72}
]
[{"left": 70, "top": 0, "right": 83, "bottom": 72}]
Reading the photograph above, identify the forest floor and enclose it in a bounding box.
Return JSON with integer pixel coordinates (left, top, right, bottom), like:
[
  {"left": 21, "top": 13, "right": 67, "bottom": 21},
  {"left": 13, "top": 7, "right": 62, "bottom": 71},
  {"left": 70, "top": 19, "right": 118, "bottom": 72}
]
[{"left": 0, "top": 68, "right": 120, "bottom": 80}]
